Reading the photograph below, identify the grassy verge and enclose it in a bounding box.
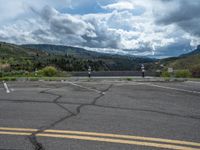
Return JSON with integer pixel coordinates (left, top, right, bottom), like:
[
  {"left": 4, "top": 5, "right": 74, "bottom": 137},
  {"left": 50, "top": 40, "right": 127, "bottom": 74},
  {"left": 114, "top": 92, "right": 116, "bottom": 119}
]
[
  {"left": 0, "top": 77, "right": 17, "bottom": 81},
  {"left": 125, "top": 77, "right": 133, "bottom": 81},
  {"left": 0, "top": 76, "right": 70, "bottom": 81}
]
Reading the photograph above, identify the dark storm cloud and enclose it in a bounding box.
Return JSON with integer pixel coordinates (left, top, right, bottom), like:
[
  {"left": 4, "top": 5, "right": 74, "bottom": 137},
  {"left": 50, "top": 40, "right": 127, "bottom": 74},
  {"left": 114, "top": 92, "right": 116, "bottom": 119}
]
[{"left": 156, "top": 0, "right": 200, "bottom": 36}]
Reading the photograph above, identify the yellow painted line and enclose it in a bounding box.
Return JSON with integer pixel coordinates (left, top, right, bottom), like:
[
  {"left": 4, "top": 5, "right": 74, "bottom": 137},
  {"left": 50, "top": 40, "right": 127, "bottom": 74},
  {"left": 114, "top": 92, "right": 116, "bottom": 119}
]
[
  {"left": 45, "top": 129, "right": 200, "bottom": 147},
  {"left": 0, "top": 131, "right": 31, "bottom": 136},
  {"left": 0, "top": 127, "right": 200, "bottom": 149},
  {"left": 0, "top": 127, "right": 37, "bottom": 132},
  {"left": 37, "top": 133, "right": 200, "bottom": 150},
  {"left": 0, "top": 131, "right": 199, "bottom": 150}
]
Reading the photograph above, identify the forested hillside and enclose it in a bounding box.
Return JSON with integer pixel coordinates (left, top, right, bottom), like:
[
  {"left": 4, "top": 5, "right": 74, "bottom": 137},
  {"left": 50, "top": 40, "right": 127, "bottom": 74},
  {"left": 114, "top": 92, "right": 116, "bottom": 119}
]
[{"left": 0, "top": 42, "right": 155, "bottom": 73}]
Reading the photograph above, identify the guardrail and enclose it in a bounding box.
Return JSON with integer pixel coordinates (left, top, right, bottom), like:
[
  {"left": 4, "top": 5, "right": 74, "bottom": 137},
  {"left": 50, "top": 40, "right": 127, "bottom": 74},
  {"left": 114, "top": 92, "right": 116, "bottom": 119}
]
[{"left": 71, "top": 71, "right": 156, "bottom": 77}]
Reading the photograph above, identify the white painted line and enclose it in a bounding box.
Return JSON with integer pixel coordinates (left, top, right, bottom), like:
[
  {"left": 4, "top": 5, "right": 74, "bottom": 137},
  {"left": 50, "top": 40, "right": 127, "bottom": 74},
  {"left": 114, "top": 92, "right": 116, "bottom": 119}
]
[
  {"left": 186, "top": 81, "right": 200, "bottom": 84},
  {"left": 65, "top": 81, "right": 103, "bottom": 94},
  {"left": 3, "top": 81, "right": 10, "bottom": 93},
  {"left": 140, "top": 83, "right": 200, "bottom": 94}
]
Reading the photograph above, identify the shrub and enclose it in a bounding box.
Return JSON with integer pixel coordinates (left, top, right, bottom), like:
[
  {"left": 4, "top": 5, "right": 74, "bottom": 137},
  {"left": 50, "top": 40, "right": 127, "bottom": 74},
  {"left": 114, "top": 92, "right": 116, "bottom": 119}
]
[
  {"left": 0, "top": 71, "right": 3, "bottom": 77},
  {"left": 0, "top": 63, "right": 10, "bottom": 71},
  {"left": 0, "top": 77, "right": 17, "bottom": 81},
  {"left": 175, "top": 70, "right": 191, "bottom": 78},
  {"left": 126, "top": 78, "right": 132, "bottom": 81},
  {"left": 2, "top": 70, "right": 27, "bottom": 77},
  {"left": 29, "top": 77, "right": 39, "bottom": 81},
  {"left": 190, "top": 65, "right": 200, "bottom": 78},
  {"left": 38, "top": 66, "right": 58, "bottom": 77},
  {"left": 161, "top": 71, "right": 170, "bottom": 77}
]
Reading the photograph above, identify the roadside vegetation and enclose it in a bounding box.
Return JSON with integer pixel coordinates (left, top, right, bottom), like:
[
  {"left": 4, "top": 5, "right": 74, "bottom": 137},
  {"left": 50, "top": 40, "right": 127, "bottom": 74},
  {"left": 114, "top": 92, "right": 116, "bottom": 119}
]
[
  {"left": 0, "top": 42, "right": 155, "bottom": 81},
  {"left": 0, "top": 42, "right": 200, "bottom": 80}
]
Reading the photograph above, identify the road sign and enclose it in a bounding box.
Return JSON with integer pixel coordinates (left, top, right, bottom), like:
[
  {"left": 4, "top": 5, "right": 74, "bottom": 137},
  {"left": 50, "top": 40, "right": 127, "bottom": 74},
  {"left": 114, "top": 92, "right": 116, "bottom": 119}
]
[{"left": 168, "top": 68, "right": 173, "bottom": 73}]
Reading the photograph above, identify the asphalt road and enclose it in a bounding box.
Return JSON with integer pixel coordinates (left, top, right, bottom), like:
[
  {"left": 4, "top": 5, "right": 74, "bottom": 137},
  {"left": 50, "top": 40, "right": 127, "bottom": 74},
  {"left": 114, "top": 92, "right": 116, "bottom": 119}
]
[{"left": 0, "top": 79, "right": 200, "bottom": 150}]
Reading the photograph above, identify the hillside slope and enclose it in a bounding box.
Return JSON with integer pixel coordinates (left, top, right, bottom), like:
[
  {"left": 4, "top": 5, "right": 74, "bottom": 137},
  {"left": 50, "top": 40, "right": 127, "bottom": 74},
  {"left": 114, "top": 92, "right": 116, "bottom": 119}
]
[
  {"left": 1, "top": 42, "right": 155, "bottom": 72},
  {"left": 22, "top": 44, "right": 155, "bottom": 71},
  {"left": 180, "top": 45, "right": 200, "bottom": 57},
  {"left": 0, "top": 42, "right": 46, "bottom": 57},
  {"left": 22, "top": 44, "right": 105, "bottom": 59},
  {"left": 161, "top": 45, "right": 200, "bottom": 69}
]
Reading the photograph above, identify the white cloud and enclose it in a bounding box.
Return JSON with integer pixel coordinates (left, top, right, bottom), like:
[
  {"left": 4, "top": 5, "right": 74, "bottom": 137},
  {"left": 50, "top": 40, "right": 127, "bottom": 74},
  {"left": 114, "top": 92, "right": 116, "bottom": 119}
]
[
  {"left": 102, "top": 1, "right": 135, "bottom": 10},
  {"left": 0, "top": 0, "right": 66, "bottom": 23}
]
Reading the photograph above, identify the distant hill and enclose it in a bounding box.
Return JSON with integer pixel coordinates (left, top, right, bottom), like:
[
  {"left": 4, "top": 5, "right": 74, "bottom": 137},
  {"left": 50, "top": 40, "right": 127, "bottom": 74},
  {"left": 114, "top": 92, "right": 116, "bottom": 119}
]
[
  {"left": 160, "top": 45, "right": 200, "bottom": 70},
  {"left": 0, "top": 42, "right": 47, "bottom": 57},
  {"left": 1, "top": 41, "right": 199, "bottom": 74},
  {"left": 180, "top": 45, "right": 200, "bottom": 57},
  {"left": 22, "top": 44, "right": 104, "bottom": 59},
  {"left": 0, "top": 42, "right": 155, "bottom": 72},
  {"left": 22, "top": 44, "right": 155, "bottom": 71}
]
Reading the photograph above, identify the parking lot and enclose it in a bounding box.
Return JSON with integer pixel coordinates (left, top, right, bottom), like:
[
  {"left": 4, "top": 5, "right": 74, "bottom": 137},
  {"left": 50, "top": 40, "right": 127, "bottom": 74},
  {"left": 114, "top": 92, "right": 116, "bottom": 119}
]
[{"left": 0, "top": 79, "right": 200, "bottom": 150}]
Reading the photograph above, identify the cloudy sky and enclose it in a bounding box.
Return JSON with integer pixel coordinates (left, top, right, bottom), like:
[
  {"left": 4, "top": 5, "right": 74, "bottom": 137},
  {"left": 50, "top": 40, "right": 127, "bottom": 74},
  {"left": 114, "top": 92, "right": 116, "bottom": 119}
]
[{"left": 0, "top": 0, "right": 199, "bottom": 58}]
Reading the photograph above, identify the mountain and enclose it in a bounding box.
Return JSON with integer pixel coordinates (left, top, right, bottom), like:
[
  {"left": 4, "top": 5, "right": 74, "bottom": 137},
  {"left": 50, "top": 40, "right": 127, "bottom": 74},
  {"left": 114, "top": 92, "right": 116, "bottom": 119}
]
[
  {"left": 22, "top": 44, "right": 105, "bottom": 59},
  {"left": 0, "top": 42, "right": 155, "bottom": 72},
  {"left": 22, "top": 44, "right": 153, "bottom": 60},
  {"left": 1, "top": 41, "right": 199, "bottom": 75},
  {"left": 180, "top": 45, "right": 200, "bottom": 57},
  {"left": 0, "top": 42, "right": 47, "bottom": 57},
  {"left": 22, "top": 44, "right": 155, "bottom": 70},
  {"left": 159, "top": 45, "right": 200, "bottom": 70}
]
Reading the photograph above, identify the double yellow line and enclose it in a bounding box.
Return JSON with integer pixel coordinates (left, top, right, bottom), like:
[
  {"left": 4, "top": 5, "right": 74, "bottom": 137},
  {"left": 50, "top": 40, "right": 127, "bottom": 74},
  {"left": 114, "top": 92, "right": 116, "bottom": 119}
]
[{"left": 0, "top": 127, "right": 200, "bottom": 150}]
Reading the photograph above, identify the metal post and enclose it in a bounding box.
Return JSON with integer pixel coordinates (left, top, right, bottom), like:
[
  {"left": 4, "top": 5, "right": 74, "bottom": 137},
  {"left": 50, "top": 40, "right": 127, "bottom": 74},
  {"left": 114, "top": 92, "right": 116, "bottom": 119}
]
[
  {"left": 88, "top": 66, "right": 91, "bottom": 78},
  {"left": 141, "top": 64, "right": 145, "bottom": 78}
]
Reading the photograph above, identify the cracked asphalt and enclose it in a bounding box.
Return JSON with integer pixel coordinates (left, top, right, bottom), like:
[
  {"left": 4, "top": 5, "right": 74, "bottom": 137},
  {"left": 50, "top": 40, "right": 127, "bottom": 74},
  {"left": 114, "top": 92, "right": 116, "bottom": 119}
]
[{"left": 0, "top": 80, "right": 200, "bottom": 150}]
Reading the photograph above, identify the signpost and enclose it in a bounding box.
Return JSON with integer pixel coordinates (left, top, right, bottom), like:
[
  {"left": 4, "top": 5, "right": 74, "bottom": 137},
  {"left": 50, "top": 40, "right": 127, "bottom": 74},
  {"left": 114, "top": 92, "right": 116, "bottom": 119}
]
[
  {"left": 168, "top": 68, "right": 173, "bottom": 73},
  {"left": 168, "top": 67, "right": 174, "bottom": 79}
]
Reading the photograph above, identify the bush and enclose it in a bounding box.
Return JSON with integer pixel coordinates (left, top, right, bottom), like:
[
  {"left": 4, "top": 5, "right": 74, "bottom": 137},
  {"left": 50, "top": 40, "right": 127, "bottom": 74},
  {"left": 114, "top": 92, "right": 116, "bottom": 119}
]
[
  {"left": 1, "top": 70, "right": 28, "bottom": 77},
  {"left": 126, "top": 78, "right": 132, "bottom": 81},
  {"left": 38, "top": 66, "right": 58, "bottom": 77},
  {"left": 0, "top": 77, "right": 17, "bottom": 81},
  {"left": 0, "top": 71, "right": 3, "bottom": 77},
  {"left": 190, "top": 65, "right": 200, "bottom": 78},
  {"left": 0, "top": 63, "right": 10, "bottom": 71},
  {"left": 161, "top": 71, "right": 170, "bottom": 77},
  {"left": 175, "top": 70, "right": 191, "bottom": 78}
]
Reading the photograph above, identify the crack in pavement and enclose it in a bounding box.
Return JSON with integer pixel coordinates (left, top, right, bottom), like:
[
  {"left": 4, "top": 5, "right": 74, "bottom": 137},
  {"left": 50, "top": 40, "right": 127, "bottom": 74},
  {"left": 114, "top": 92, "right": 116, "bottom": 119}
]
[
  {"left": 27, "top": 83, "right": 113, "bottom": 150},
  {"left": 94, "top": 104, "right": 200, "bottom": 120},
  {"left": 28, "top": 135, "right": 44, "bottom": 150},
  {"left": 1, "top": 98, "right": 199, "bottom": 120},
  {"left": 28, "top": 85, "right": 74, "bottom": 150},
  {"left": 1, "top": 82, "right": 199, "bottom": 149},
  {"left": 0, "top": 99, "right": 84, "bottom": 105},
  {"left": 1, "top": 83, "right": 200, "bottom": 121},
  {"left": 1, "top": 100, "right": 200, "bottom": 121}
]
